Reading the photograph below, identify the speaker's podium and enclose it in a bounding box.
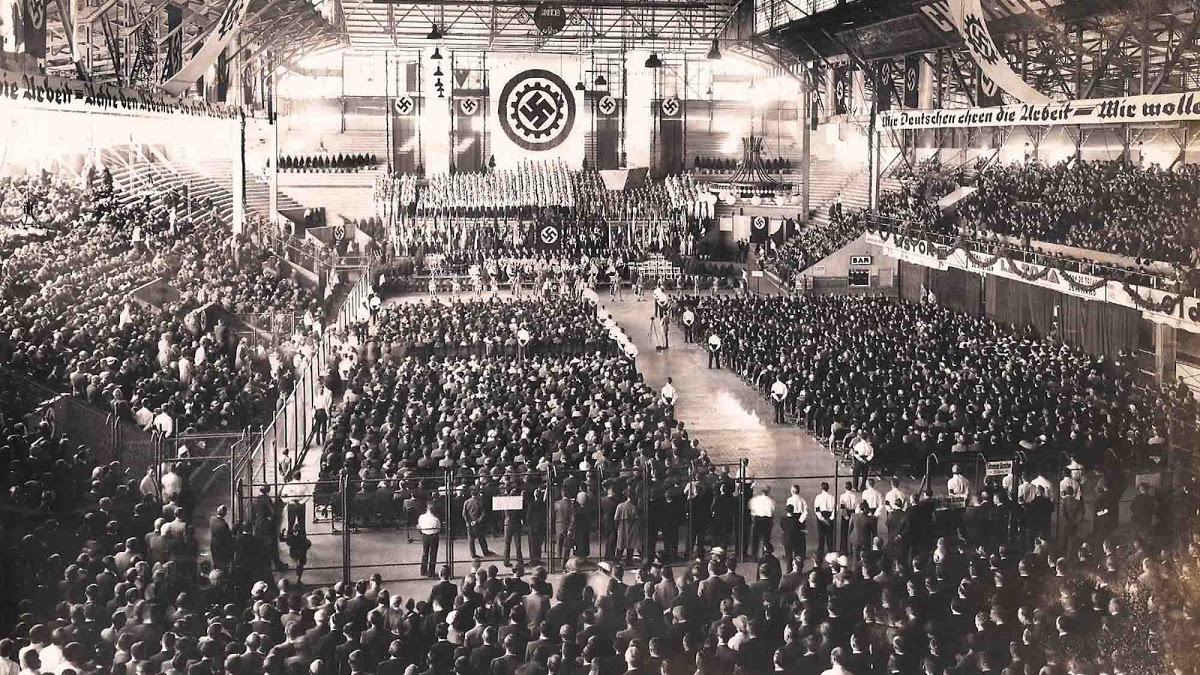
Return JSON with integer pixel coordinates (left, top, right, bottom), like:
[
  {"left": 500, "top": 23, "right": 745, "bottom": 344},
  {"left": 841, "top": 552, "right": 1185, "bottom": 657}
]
[{"left": 598, "top": 167, "right": 649, "bottom": 191}]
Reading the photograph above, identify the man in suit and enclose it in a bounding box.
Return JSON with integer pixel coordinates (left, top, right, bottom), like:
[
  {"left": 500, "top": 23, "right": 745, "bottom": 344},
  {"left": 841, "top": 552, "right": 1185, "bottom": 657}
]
[
  {"left": 527, "top": 486, "right": 547, "bottom": 566},
  {"left": 208, "top": 504, "right": 233, "bottom": 570},
  {"left": 503, "top": 488, "right": 525, "bottom": 568},
  {"left": 554, "top": 493, "right": 575, "bottom": 567},
  {"left": 465, "top": 488, "right": 495, "bottom": 558}
]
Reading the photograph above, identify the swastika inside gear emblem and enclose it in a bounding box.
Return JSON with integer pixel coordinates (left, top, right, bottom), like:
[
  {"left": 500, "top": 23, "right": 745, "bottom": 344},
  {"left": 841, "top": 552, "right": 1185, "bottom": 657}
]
[
  {"left": 498, "top": 69, "right": 576, "bottom": 151},
  {"left": 661, "top": 97, "right": 680, "bottom": 117},
  {"left": 597, "top": 95, "right": 617, "bottom": 116}
]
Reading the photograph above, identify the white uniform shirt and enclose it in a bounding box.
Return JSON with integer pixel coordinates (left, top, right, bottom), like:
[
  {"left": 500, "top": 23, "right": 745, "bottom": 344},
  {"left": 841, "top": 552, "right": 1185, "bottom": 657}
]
[
  {"left": 851, "top": 438, "right": 874, "bottom": 463},
  {"left": 786, "top": 494, "right": 808, "bottom": 521},
  {"left": 947, "top": 474, "right": 971, "bottom": 498},
  {"left": 770, "top": 380, "right": 789, "bottom": 402},
  {"left": 661, "top": 382, "right": 677, "bottom": 405},
  {"left": 748, "top": 494, "right": 776, "bottom": 518},
  {"left": 861, "top": 488, "right": 884, "bottom": 515},
  {"left": 418, "top": 512, "right": 441, "bottom": 535},
  {"left": 814, "top": 491, "right": 836, "bottom": 517}
]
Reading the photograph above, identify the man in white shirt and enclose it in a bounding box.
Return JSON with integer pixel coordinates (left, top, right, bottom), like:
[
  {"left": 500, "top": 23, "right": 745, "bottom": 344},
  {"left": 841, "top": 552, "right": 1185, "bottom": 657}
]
[
  {"left": 1032, "top": 470, "right": 1051, "bottom": 502},
  {"left": 770, "top": 374, "right": 789, "bottom": 425},
  {"left": 418, "top": 504, "right": 442, "bottom": 577},
  {"left": 786, "top": 484, "right": 808, "bottom": 524},
  {"left": 312, "top": 385, "right": 332, "bottom": 445},
  {"left": 861, "top": 478, "right": 884, "bottom": 517},
  {"left": 681, "top": 308, "right": 695, "bottom": 343},
  {"left": 947, "top": 464, "right": 971, "bottom": 502},
  {"left": 850, "top": 432, "right": 874, "bottom": 490},
  {"left": 837, "top": 481, "right": 860, "bottom": 554},
  {"left": 707, "top": 333, "right": 722, "bottom": 369},
  {"left": 153, "top": 408, "right": 174, "bottom": 436},
  {"left": 161, "top": 465, "right": 184, "bottom": 505},
  {"left": 660, "top": 377, "right": 677, "bottom": 408},
  {"left": 813, "top": 482, "right": 836, "bottom": 558},
  {"left": 748, "top": 487, "right": 776, "bottom": 560},
  {"left": 883, "top": 478, "right": 908, "bottom": 510}
]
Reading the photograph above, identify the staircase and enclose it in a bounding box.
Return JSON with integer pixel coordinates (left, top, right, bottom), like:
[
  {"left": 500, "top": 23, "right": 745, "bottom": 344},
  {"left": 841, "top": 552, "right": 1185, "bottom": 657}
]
[{"left": 803, "top": 160, "right": 870, "bottom": 230}]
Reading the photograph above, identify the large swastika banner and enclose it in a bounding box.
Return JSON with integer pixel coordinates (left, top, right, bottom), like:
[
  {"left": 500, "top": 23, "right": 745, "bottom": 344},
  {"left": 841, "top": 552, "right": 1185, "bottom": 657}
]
[{"left": 491, "top": 55, "right": 586, "bottom": 169}]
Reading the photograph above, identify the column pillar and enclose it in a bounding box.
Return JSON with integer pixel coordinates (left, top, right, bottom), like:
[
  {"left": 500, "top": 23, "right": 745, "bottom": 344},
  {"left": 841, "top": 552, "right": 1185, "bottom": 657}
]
[
  {"left": 1155, "top": 321, "right": 1178, "bottom": 386},
  {"left": 800, "top": 73, "right": 811, "bottom": 223}
]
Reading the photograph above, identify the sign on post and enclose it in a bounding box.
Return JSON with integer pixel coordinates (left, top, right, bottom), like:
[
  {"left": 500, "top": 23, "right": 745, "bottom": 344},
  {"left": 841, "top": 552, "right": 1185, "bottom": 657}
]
[
  {"left": 986, "top": 460, "right": 1013, "bottom": 477},
  {"left": 493, "top": 495, "right": 524, "bottom": 511}
]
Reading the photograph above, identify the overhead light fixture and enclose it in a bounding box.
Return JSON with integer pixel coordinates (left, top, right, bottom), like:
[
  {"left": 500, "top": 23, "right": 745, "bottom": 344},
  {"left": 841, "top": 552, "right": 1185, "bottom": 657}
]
[
  {"left": 707, "top": 39, "right": 721, "bottom": 60},
  {"left": 426, "top": 23, "right": 443, "bottom": 40},
  {"left": 434, "top": 65, "right": 444, "bottom": 77},
  {"left": 595, "top": 74, "right": 607, "bottom": 86},
  {"left": 575, "top": 81, "right": 586, "bottom": 91},
  {"left": 645, "top": 53, "right": 662, "bottom": 69},
  {"left": 430, "top": 47, "right": 443, "bottom": 60},
  {"left": 706, "top": 85, "right": 713, "bottom": 96}
]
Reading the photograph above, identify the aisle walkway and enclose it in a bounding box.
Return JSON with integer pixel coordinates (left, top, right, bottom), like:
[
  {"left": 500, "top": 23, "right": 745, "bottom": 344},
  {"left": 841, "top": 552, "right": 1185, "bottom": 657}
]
[{"left": 600, "top": 292, "right": 834, "bottom": 479}]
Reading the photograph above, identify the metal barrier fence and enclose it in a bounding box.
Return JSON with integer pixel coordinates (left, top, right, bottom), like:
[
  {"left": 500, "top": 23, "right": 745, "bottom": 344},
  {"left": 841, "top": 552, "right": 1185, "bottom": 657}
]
[
  {"left": 238, "top": 463, "right": 875, "bottom": 585},
  {"left": 233, "top": 264, "right": 375, "bottom": 524}
]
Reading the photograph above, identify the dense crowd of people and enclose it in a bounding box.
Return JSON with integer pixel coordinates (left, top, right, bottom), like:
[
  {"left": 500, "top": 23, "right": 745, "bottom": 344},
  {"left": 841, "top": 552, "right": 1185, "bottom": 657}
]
[
  {"left": 678, "top": 294, "right": 1197, "bottom": 476},
  {"left": 875, "top": 159, "right": 1200, "bottom": 290},
  {"left": 0, "top": 171, "right": 324, "bottom": 434},
  {"left": 758, "top": 209, "right": 865, "bottom": 287},
  {"left": 4, "top": 356, "right": 1199, "bottom": 675},
  {"left": 279, "top": 154, "right": 378, "bottom": 172}
]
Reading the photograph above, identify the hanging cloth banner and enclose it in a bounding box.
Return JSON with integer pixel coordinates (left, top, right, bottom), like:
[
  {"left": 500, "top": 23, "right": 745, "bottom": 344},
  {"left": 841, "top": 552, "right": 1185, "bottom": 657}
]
[
  {"left": 948, "top": 0, "right": 1050, "bottom": 104},
  {"left": 880, "top": 90, "right": 1200, "bottom": 130},
  {"left": 162, "top": 4, "right": 183, "bottom": 81},
  {"left": 22, "top": 0, "right": 46, "bottom": 58},
  {"left": 160, "top": 0, "right": 250, "bottom": 95}
]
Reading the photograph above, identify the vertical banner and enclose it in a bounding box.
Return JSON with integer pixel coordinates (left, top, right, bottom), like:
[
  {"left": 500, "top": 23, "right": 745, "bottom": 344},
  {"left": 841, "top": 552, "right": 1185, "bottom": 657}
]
[
  {"left": 948, "top": 0, "right": 1050, "bottom": 104},
  {"left": 392, "top": 94, "right": 419, "bottom": 172},
  {"left": 833, "top": 64, "right": 849, "bottom": 115},
  {"left": 658, "top": 96, "right": 683, "bottom": 174},
  {"left": 22, "top": 0, "right": 45, "bottom": 57},
  {"left": 903, "top": 55, "right": 921, "bottom": 109},
  {"left": 0, "top": 0, "right": 21, "bottom": 53},
  {"left": 594, "top": 94, "right": 620, "bottom": 169},
  {"left": 216, "top": 47, "right": 229, "bottom": 102},
  {"left": 454, "top": 97, "right": 483, "bottom": 172},
  {"left": 162, "top": 0, "right": 251, "bottom": 95},
  {"left": 162, "top": 4, "right": 183, "bottom": 81},
  {"left": 977, "top": 69, "right": 1003, "bottom": 107},
  {"left": 875, "top": 60, "right": 894, "bottom": 112}
]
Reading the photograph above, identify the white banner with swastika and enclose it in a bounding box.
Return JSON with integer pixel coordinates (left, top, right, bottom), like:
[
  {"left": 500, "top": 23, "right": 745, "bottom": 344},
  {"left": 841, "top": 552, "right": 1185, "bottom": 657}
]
[{"left": 489, "top": 54, "right": 586, "bottom": 169}]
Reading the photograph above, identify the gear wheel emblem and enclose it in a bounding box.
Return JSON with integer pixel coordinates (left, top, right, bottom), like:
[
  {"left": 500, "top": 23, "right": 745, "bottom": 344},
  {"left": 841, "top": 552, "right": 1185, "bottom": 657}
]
[{"left": 497, "top": 69, "right": 576, "bottom": 151}]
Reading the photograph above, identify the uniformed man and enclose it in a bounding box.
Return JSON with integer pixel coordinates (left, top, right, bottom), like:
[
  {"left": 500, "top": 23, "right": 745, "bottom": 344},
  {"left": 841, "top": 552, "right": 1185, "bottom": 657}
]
[
  {"left": 681, "top": 308, "right": 695, "bottom": 343},
  {"left": 770, "top": 374, "right": 789, "bottom": 424},
  {"left": 707, "top": 333, "right": 722, "bottom": 369}
]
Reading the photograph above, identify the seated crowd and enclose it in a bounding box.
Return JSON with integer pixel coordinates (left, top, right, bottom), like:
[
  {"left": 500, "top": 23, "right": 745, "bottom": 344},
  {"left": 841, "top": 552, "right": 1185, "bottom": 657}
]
[
  {"left": 877, "top": 159, "right": 1200, "bottom": 289},
  {"left": 4, "top": 344, "right": 1199, "bottom": 675},
  {"left": 279, "top": 154, "right": 377, "bottom": 172},
  {"left": 758, "top": 209, "right": 865, "bottom": 287},
  {"left": 678, "top": 294, "right": 1196, "bottom": 473},
  {"left": 0, "top": 171, "right": 324, "bottom": 435}
]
